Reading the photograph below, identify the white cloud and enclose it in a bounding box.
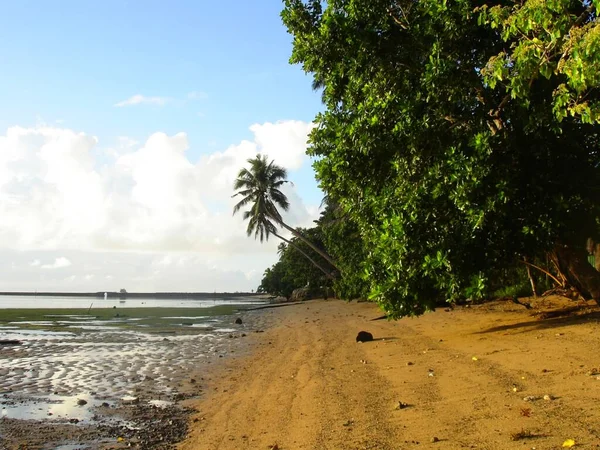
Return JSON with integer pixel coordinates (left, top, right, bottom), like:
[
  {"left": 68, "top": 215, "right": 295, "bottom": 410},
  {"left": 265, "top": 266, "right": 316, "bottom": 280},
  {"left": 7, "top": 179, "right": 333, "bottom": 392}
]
[
  {"left": 114, "top": 95, "right": 171, "bottom": 107},
  {"left": 0, "top": 121, "right": 319, "bottom": 291},
  {"left": 41, "top": 257, "right": 72, "bottom": 269}
]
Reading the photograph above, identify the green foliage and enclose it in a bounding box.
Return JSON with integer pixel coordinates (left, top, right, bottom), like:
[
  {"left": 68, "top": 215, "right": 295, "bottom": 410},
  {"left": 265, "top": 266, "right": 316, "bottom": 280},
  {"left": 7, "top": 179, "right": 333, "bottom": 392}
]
[
  {"left": 477, "top": 0, "right": 600, "bottom": 124},
  {"left": 233, "top": 154, "right": 289, "bottom": 242},
  {"left": 258, "top": 228, "right": 334, "bottom": 298},
  {"left": 317, "top": 199, "right": 370, "bottom": 299},
  {"left": 282, "top": 0, "right": 600, "bottom": 317}
]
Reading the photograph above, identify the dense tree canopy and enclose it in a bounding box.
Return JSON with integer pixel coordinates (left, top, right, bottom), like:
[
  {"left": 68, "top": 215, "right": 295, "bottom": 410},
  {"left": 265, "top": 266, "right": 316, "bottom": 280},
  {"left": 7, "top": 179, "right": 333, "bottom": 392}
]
[
  {"left": 259, "top": 228, "right": 335, "bottom": 298},
  {"left": 282, "top": 0, "right": 600, "bottom": 317}
]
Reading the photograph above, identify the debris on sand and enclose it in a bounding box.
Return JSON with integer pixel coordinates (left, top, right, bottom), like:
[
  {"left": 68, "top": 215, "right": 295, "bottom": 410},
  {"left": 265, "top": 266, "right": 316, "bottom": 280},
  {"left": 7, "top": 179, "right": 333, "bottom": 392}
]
[
  {"left": 510, "top": 429, "right": 536, "bottom": 441},
  {"left": 356, "top": 331, "right": 373, "bottom": 342}
]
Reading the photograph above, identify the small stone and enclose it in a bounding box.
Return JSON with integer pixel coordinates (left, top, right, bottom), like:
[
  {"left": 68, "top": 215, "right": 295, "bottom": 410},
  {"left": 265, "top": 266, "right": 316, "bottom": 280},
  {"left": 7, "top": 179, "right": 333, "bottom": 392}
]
[
  {"left": 235, "top": 318, "right": 243, "bottom": 325},
  {"left": 407, "top": 362, "right": 414, "bottom": 366},
  {"left": 543, "top": 394, "right": 553, "bottom": 401},
  {"left": 431, "top": 437, "right": 440, "bottom": 443},
  {"left": 77, "top": 399, "right": 87, "bottom": 406}
]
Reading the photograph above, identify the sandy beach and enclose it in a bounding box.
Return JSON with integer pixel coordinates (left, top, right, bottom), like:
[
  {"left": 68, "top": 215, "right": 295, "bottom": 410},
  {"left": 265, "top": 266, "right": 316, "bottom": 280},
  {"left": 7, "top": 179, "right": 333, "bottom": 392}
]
[{"left": 180, "top": 297, "right": 600, "bottom": 450}]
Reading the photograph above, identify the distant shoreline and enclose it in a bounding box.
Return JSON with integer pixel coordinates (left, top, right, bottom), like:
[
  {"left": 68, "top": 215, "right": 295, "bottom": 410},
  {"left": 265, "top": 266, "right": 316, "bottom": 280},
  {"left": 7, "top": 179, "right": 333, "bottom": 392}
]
[{"left": 0, "top": 291, "right": 263, "bottom": 299}]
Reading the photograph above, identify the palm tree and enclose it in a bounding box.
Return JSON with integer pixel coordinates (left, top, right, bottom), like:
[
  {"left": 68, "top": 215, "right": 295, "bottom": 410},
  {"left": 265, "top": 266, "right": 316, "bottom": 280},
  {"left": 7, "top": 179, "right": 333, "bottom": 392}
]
[{"left": 233, "top": 154, "right": 339, "bottom": 276}]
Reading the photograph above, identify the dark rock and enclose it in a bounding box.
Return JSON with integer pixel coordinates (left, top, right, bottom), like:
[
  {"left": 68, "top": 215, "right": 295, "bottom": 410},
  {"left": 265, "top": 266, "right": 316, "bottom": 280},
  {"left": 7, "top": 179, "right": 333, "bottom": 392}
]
[
  {"left": 77, "top": 399, "right": 87, "bottom": 406},
  {"left": 0, "top": 340, "right": 21, "bottom": 346},
  {"left": 356, "top": 331, "right": 374, "bottom": 343},
  {"left": 235, "top": 318, "right": 243, "bottom": 325},
  {"left": 69, "top": 418, "right": 79, "bottom": 424},
  {"left": 101, "top": 402, "right": 110, "bottom": 407}
]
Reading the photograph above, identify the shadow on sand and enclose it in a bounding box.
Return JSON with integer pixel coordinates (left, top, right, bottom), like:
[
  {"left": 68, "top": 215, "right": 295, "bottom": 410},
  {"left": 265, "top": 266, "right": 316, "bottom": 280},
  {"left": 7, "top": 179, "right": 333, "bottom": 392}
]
[{"left": 476, "top": 307, "right": 600, "bottom": 334}]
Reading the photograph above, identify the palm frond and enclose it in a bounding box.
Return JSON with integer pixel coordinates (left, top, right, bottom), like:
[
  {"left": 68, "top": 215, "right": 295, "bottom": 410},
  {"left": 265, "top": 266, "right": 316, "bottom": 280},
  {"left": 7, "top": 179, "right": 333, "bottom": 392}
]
[
  {"left": 270, "top": 189, "right": 290, "bottom": 211},
  {"left": 233, "top": 195, "right": 255, "bottom": 215}
]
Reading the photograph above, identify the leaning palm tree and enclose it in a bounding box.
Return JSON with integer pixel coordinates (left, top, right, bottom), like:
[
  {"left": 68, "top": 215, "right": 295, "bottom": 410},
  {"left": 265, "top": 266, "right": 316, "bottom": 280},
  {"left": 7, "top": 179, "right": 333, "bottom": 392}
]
[{"left": 233, "top": 154, "right": 339, "bottom": 275}]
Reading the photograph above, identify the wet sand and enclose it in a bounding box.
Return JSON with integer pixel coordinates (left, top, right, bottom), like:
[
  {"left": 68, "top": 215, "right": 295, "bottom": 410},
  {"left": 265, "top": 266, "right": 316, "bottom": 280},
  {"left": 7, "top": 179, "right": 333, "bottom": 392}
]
[
  {"left": 0, "top": 308, "right": 275, "bottom": 449},
  {"left": 180, "top": 297, "right": 600, "bottom": 450}
]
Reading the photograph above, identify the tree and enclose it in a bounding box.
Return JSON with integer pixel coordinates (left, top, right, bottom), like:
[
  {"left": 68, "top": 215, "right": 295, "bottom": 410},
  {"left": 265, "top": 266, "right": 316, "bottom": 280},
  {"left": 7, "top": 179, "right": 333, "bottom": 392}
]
[
  {"left": 259, "top": 228, "right": 335, "bottom": 298},
  {"left": 282, "top": 0, "right": 600, "bottom": 318},
  {"left": 477, "top": 0, "right": 600, "bottom": 124},
  {"left": 317, "top": 199, "right": 370, "bottom": 300},
  {"left": 233, "top": 154, "right": 337, "bottom": 278}
]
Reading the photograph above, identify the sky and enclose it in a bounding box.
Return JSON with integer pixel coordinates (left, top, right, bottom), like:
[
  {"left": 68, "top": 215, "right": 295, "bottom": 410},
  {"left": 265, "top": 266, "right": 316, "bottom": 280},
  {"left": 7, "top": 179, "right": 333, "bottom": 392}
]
[{"left": 0, "top": 0, "right": 325, "bottom": 293}]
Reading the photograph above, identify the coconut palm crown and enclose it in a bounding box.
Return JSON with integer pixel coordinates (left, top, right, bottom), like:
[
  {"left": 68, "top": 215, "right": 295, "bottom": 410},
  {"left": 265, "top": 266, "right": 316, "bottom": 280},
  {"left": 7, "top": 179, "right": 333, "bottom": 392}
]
[{"left": 232, "top": 154, "right": 289, "bottom": 242}]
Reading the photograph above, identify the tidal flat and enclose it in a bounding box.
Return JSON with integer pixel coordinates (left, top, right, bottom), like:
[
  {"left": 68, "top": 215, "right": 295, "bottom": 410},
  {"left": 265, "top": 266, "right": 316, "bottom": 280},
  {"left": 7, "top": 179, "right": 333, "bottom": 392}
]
[{"left": 0, "top": 301, "right": 270, "bottom": 449}]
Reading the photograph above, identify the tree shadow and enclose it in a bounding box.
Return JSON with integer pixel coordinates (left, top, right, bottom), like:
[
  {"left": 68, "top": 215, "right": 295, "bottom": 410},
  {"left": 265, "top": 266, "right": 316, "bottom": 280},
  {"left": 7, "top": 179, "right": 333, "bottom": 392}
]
[
  {"left": 476, "top": 308, "right": 600, "bottom": 334},
  {"left": 371, "top": 337, "right": 398, "bottom": 342}
]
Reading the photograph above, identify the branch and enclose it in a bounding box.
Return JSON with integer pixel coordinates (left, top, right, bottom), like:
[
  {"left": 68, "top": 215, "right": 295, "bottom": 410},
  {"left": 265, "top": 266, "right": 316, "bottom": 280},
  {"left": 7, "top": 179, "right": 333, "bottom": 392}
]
[{"left": 519, "top": 259, "right": 563, "bottom": 287}]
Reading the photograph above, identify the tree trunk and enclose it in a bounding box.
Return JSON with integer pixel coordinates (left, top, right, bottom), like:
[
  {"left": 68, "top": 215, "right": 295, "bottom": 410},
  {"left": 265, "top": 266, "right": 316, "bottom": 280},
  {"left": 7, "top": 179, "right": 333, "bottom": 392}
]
[
  {"left": 553, "top": 243, "right": 600, "bottom": 305},
  {"left": 273, "top": 232, "right": 335, "bottom": 280},
  {"left": 275, "top": 219, "right": 340, "bottom": 271},
  {"left": 594, "top": 242, "right": 600, "bottom": 272},
  {"left": 523, "top": 257, "right": 537, "bottom": 298}
]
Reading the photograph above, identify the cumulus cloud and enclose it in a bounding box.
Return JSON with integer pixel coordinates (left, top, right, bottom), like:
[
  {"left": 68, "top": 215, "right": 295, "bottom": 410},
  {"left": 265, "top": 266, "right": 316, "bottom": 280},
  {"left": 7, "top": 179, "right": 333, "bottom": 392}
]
[
  {"left": 41, "top": 257, "right": 72, "bottom": 269},
  {"left": 114, "top": 95, "right": 171, "bottom": 107},
  {"left": 0, "top": 121, "right": 319, "bottom": 291}
]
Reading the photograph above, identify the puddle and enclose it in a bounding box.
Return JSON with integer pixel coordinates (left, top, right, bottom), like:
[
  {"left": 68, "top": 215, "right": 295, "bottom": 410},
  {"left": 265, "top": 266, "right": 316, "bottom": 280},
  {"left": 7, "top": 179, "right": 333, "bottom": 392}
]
[
  {"left": 45, "top": 315, "right": 97, "bottom": 320},
  {"left": 148, "top": 399, "right": 173, "bottom": 408},
  {"left": 0, "top": 393, "right": 107, "bottom": 422},
  {"left": 8, "top": 321, "right": 58, "bottom": 326},
  {"left": 163, "top": 316, "right": 208, "bottom": 319},
  {"left": 1, "top": 329, "right": 76, "bottom": 338}
]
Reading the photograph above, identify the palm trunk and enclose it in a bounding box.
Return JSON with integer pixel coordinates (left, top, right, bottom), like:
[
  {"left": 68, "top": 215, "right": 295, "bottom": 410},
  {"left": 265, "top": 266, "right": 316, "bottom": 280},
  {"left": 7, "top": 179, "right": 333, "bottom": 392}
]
[
  {"left": 273, "top": 231, "right": 335, "bottom": 280},
  {"left": 275, "top": 219, "right": 340, "bottom": 271}
]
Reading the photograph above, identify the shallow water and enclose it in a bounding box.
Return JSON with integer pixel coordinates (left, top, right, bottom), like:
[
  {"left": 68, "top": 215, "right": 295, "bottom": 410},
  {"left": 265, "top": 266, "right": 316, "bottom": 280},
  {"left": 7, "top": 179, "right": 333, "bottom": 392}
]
[
  {"left": 0, "top": 294, "right": 263, "bottom": 309},
  {"left": 0, "top": 298, "right": 264, "bottom": 429}
]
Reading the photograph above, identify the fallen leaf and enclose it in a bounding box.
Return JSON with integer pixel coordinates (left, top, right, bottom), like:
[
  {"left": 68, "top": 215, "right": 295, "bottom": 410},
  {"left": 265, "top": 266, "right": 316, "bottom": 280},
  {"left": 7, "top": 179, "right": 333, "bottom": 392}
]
[{"left": 563, "top": 438, "right": 576, "bottom": 448}]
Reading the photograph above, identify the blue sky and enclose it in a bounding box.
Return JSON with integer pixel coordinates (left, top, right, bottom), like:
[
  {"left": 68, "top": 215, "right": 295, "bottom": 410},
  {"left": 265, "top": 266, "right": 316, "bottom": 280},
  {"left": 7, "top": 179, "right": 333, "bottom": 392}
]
[
  {"left": 0, "top": 0, "right": 323, "bottom": 197},
  {"left": 0, "top": 1, "right": 327, "bottom": 292}
]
